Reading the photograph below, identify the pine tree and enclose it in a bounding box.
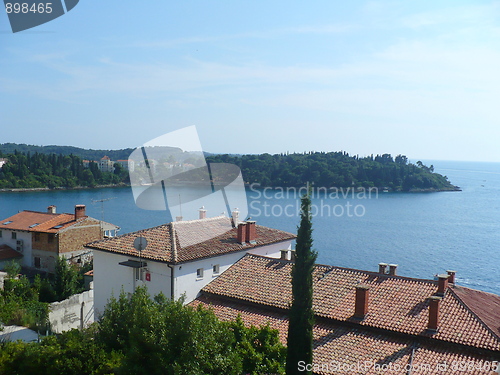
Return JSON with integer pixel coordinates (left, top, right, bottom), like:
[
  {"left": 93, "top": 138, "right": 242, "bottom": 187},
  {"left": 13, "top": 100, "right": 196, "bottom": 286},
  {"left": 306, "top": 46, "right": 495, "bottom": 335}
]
[{"left": 286, "top": 191, "right": 317, "bottom": 375}]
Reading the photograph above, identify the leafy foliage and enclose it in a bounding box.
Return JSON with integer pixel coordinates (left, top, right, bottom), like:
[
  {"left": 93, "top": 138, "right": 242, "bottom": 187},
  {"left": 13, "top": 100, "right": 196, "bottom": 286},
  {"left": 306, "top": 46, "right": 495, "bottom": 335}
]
[
  {"left": 0, "top": 287, "right": 286, "bottom": 374},
  {"left": 286, "top": 192, "right": 317, "bottom": 375}
]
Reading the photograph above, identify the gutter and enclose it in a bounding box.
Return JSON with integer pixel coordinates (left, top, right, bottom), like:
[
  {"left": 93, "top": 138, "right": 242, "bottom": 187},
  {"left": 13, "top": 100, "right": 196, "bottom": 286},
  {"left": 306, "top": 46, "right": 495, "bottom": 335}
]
[{"left": 167, "top": 264, "right": 175, "bottom": 300}]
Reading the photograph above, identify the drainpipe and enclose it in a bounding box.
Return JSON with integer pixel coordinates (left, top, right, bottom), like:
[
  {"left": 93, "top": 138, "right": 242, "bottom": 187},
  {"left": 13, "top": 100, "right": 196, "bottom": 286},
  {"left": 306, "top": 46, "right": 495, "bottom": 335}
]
[{"left": 167, "top": 264, "right": 175, "bottom": 300}]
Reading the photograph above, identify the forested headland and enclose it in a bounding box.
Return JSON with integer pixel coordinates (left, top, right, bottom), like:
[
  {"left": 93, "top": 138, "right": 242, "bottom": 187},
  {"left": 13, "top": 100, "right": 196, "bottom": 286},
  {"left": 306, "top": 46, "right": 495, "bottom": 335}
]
[
  {"left": 207, "top": 152, "right": 459, "bottom": 191},
  {"left": 0, "top": 144, "right": 459, "bottom": 191}
]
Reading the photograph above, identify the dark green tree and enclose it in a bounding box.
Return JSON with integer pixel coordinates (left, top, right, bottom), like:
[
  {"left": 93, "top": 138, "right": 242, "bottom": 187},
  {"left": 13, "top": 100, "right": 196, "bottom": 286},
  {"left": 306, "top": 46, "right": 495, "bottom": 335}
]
[{"left": 286, "top": 191, "right": 317, "bottom": 375}]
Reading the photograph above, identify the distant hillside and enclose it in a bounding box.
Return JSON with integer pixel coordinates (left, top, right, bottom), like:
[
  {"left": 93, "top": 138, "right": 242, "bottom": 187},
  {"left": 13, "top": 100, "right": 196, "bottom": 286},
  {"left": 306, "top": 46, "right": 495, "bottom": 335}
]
[{"left": 0, "top": 143, "right": 134, "bottom": 161}]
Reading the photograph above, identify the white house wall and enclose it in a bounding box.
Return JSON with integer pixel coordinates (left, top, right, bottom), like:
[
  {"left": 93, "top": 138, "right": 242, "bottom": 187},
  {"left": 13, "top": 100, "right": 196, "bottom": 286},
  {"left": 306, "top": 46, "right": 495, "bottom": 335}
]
[
  {"left": 0, "top": 229, "right": 32, "bottom": 268},
  {"left": 93, "top": 249, "right": 172, "bottom": 317}
]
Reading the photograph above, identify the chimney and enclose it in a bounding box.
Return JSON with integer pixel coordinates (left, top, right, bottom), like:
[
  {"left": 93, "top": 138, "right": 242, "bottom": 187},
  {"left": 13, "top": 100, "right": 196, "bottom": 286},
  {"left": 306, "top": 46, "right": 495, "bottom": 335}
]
[
  {"left": 280, "top": 250, "right": 289, "bottom": 260},
  {"left": 75, "top": 205, "right": 86, "bottom": 220},
  {"left": 231, "top": 208, "right": 239, "bottom": 226},
  {"left": 388, "top": 264, "right": 398, "bottom": 276},
  {"left": 447, "top": 270, "right": 456, "bottom": 285},
  {"left": 176, "top": 216, "right": 183, "bottom": 222},
  {"left": 354, "top": 285, "right": 370, "bottom": 319},
  {"left": 47, "top": 205, "right": 56, "bottom": 214},
  {"left": 428, "top": 296, "right": 442, "bottom": 332},
  {"left": 290, "top": 250, "right": 297, "bottom": 261},
  {"left": 245, "top": 221, "right": 257, "bottom": 244},
  {"left": 199, "top": 206, "right": 207, "bottom": 220},
  {"left": 437, "top": 274, "right": 449, "bottom": 296},
  {"left": 378, "top": 263, "right": 388, "bottom": 274},
  {"left": 237, "top": 222, "right": 247, "bottom": 244}
]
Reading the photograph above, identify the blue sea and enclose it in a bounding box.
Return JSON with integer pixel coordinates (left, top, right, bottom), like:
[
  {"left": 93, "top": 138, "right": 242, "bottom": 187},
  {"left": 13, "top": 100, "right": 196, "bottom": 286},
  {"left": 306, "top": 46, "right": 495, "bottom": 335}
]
[{"left": 1, "top": 160, "right": 499, "bottom": 295}]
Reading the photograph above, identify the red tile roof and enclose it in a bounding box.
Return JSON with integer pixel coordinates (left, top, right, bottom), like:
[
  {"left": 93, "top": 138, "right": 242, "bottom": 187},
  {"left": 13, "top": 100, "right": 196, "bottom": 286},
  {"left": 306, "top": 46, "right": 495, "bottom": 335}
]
[
  {"left": 0, "top": 211, "right": 83, "bottom": 233},
  {"left": 191, "top": 295, "right": 500, "bottom": 375},
  {"left": 197, "top": 254, "right": 500, "bottom": 353},
  {"left": 86, "top": 216, "right": 295, "bottom": 264},
  {"left": 0, "top": 245, "right": 22, "bottom": 261}
]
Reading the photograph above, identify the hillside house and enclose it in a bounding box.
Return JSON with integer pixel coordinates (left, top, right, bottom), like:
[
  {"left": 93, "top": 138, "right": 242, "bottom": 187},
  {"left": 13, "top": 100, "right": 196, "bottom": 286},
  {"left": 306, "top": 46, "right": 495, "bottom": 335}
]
[
  {"left": 0, "top": 205, "right": 119, "bottom": 272},
  {"left": 191, "top": 254, "right": 500, "bottom": 374},
  {"left": 86, "top": 213, "right": 295, "bottom": 317}
]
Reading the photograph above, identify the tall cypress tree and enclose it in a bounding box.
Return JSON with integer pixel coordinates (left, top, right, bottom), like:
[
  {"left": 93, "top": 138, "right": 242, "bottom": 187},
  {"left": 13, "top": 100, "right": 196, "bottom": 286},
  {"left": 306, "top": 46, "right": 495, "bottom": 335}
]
[{"left": 286, "top": 191, "right": 317, "bottom": 375}]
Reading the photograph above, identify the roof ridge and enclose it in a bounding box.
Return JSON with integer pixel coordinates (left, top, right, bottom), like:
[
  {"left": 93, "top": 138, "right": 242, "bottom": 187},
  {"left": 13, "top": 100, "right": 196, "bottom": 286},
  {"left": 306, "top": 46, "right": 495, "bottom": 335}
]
[
  {"left": 169, "top": 223, "right": 177, "bottom": 263},
  {"left": 171, "top": 215, "right": 228, "bottom": 227},
  {"left": 448, "top": 287, "right": 500, "bottom": 344}
]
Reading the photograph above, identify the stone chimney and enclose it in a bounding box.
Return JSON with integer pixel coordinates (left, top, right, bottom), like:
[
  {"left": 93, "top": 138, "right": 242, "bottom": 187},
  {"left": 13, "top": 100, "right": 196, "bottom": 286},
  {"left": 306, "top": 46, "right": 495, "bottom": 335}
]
[
  {"left": 378, "top": 263, "right": 388, "bottom": 274},
  {"left": 280, "top": 250, "right": 289, "bottom": 260},
  {"left": 199, "top": 206, "right": 207, "bottom": 220},
  {"left": 47, "top": 205, "right": 56, "bottom": 214},
  {"left": 388, "top": 264, "right": 398, "bottom": 276},
  {"left": 447, "top": 270, "right": 456, "bottom": 285},
  {"left": 231, "top": 208, "right": 239, "bottom": 226},
  {"left": 237, "top": 222, "right": 247, "bottom": 244},
  {"left": 437, "top": 274, "right": 449, "bottom": 296},
  {"left": 245, "top": 221, "right": 257, "bottom": 244},
  {"left": 75, "top": 205, "right": 86, "bottom": 220},
  {"left": 428, "top": 296, "right": 442, "bottom": 332},
  {"left": 354, "top": 285, "right": 370, "bottom": 319}
]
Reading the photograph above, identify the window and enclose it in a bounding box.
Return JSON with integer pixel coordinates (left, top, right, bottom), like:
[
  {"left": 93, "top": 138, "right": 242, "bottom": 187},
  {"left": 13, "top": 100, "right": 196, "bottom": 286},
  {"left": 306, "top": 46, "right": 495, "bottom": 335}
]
[
  {"left": 135, "top": 267, "right": 144, "bottom": 281},
  {"left": 48, "top": 234, "right": 55, "bottom": 243},
  {"left": 213, "top": 264, "right": 220, "bottom": 275},
  {"left": 34, "top": 233, "right": 40, "bottom": 242},
  {"left": 34, "top": 257, "right": 41, "bottom": 269},
  {"left": 0, "top": 230, "right": 2, "bottom": 238},
  {"left": 196, "top": 268, "right": 204, "bottom": 279},
  {"left": 11, "top": 232, "right": 16, "bottom": 240}
]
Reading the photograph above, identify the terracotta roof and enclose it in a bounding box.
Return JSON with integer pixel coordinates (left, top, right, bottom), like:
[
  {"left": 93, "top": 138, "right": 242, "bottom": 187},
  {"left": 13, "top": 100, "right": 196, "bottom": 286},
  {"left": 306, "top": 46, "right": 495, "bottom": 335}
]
[
  {"left": 198, "top": 254, "right": 500, "bottom": 352},
  {"left": 86, "top": 216, "right": 295, "bottom": 264},
  {"left": 0, "top": 245, "right": 22, "bottom": 261},
  {"left": 0, "top": 211, "right": 82, "bottom": 233},
  {"left": 191, "top": 295, "right": 500, "bottom": 375}
]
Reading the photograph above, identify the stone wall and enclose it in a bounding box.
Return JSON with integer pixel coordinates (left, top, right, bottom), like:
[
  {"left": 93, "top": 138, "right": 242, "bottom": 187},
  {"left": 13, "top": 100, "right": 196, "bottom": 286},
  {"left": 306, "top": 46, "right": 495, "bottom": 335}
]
[{"left": 48, "top": 288, "right": 94, "bottom": 334}]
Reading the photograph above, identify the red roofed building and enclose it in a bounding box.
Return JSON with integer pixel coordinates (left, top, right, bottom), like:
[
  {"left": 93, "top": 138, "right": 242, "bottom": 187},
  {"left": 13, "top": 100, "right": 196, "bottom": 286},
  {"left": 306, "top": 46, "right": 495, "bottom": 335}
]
[
  {"left": 0, "top": 205, "right": 119, "bottom": 272},
  {"left": 86, "top": 213, "right": 295, "bottom": 317},
  {"left": 191, "top": 254, "right": 500, "bottom": 374}
]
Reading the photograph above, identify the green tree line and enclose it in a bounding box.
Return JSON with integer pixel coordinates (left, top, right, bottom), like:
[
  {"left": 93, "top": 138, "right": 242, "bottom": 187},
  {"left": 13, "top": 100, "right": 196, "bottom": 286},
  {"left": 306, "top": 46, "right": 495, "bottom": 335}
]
[
  {"left": 206, "top": 152, "right": 458, "bottom": 191},
  {"left": 0, "top": 150, "right": 129, "bottom": 189},
  {"left": 0, "top": 287, "right": 286, "bottom": 375}
]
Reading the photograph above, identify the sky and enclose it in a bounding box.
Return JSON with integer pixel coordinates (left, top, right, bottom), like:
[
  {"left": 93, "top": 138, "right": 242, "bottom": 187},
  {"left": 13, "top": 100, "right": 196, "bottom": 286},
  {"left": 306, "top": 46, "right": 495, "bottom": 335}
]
[{"left": 1, "top": 1, "right": 499, "bottom": 162}]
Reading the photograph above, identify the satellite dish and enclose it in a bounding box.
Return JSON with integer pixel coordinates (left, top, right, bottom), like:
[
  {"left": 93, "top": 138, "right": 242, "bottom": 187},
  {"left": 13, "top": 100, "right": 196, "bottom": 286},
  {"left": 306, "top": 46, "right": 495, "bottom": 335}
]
[{"left": 133, "top": 237, "right": 148, "bottom": 252}]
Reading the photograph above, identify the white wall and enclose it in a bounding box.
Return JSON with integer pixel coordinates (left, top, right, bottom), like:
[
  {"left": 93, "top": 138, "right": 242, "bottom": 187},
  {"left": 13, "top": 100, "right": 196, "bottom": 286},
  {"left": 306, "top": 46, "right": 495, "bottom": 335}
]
[
  {"left": 49, "top": 289, "right": 94, "bottom": 334},
  {"left": 0, "top": 229, "right": 32, "bottom": 268},
  {"left": 93, "top": 249, "right": 172, "bottom": 317}
]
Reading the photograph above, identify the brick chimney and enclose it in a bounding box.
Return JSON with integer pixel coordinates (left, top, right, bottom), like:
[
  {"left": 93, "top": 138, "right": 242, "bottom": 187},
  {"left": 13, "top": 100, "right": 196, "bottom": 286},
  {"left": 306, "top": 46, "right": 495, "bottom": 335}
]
[
  {"left": 199, "top": 206, "right": 207, "bottom": 220},
  {"left": 378, "top": 263, "right": 388, "bottom": 274},
  {"left": 388, "top": 264, "right": 398, "bottom": 276},
  {"left": 428, "top": 296, "right": 442, "bottom": 332},
  {"left": 437, "top": 274, "right": 449, "bottom": 296},
  {"left": 47, "top": 205, "right": 56, "bottom": 214},
  {"left": 447, "top": 270, "right": 456, "bottom": 285},
  {"left": 75, "top": 205, "right": 86, "bottom": 220},
  {"left": 245, "top": 221, "right": 257, "bottom": 244},
  {"left": 237, "top": 222, "right": 247, "bottom": 244},
  {"left": 280, "top": 250, "right": 289, "bottom": 260},
  {"left": 354, "top": 285, "right": 370, "bottom": 319}
]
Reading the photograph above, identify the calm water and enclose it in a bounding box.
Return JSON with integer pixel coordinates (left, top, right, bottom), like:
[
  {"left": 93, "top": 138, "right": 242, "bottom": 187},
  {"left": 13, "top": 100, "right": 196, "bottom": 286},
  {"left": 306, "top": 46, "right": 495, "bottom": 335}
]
[{"left": 1, "top": 160, "right": 499, "bottom": 295}]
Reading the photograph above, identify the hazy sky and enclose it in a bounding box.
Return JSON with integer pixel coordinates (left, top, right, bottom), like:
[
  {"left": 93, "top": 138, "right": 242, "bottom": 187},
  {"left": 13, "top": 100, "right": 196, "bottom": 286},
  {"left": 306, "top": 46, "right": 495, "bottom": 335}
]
[{"left": 1, "top": 1, "right": 499, "bottom": 162}]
